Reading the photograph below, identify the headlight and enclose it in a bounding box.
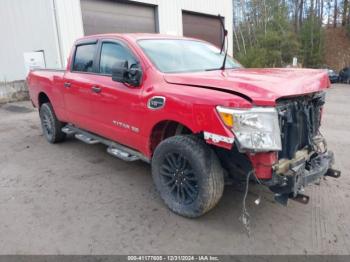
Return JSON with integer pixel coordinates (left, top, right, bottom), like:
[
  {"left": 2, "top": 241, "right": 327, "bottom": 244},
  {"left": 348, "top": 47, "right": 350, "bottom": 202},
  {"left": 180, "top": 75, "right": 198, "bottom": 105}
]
[{"left": 216, "top": 106, "right": 282, "bottom": 152}]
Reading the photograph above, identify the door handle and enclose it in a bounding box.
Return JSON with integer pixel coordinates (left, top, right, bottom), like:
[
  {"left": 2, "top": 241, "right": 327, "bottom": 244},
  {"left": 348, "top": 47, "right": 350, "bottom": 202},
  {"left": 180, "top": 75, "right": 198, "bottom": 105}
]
[
  {"left": 64, "top": 82, "right": 71, "bottom": 88},
  {"left": 91, "top": 86, "right": 101, "bottom": 93}
]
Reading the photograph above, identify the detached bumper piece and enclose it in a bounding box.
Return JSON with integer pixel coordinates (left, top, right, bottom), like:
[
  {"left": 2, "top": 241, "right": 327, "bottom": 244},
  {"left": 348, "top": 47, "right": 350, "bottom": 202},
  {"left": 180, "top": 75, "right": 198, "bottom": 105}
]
[{"left": 268, "top": 151, "right": 341, "bottom": 206}]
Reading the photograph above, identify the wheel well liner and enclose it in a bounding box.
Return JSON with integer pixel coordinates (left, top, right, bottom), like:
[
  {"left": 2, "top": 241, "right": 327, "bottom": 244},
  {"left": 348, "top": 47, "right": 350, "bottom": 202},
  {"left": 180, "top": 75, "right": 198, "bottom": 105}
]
[
  {"left": 38, "top": 92, "right": 50, "bottom": 107},
  {"left": 149, "top": 120, "right": 193, "bottom": 155}
]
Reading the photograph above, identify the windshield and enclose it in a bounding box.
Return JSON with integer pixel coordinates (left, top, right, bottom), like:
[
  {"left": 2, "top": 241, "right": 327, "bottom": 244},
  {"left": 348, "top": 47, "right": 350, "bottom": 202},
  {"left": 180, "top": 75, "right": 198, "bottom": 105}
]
[{"left": 138, "top": 39, "right": 242, "bottom": 73}]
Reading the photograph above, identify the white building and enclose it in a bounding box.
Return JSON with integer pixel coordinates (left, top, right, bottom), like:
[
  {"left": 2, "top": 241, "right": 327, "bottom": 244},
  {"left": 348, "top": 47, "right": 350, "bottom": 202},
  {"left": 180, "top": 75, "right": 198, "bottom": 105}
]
[{"left": 0, "top": 0, "right": 233, "bottom": 85}]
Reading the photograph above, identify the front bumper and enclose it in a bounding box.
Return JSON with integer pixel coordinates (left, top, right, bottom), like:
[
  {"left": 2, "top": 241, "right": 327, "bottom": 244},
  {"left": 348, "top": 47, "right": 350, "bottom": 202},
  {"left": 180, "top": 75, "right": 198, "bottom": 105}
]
[{"left": 265, "top": 150, "right": 340, "bottom": 205}]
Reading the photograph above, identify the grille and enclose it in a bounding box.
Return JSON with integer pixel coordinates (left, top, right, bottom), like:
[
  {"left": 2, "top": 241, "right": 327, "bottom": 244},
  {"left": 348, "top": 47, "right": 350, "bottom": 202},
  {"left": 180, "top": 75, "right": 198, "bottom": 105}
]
[{"left": 276, "top": 92, "right": 325, "bottom": 160}]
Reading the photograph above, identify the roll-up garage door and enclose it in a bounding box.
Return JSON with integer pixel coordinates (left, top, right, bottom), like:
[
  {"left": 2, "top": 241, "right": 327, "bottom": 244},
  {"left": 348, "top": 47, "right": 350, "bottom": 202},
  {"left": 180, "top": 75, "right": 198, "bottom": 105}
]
[
  {"left": 182, "top": 11, "right": 223, "bottom": 48},
  {"left": 81, "top": 0, "right": 157, "bottom": 35}
]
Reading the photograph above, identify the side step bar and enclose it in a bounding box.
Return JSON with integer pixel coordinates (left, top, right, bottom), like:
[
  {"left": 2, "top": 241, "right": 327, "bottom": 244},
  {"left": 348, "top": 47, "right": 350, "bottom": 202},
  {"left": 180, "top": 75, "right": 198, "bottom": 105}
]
[
  {"left": 107, "top": 147, "right": 139, "bottom": 162},
  {"left": 61, "top": 124, "right": 150, "bottom": 163},
  {"left": 75, "top": 133, "right": 99, "bottom": 144},
  {"left": 62, "top": 126, "right": 75, "bottom": 135}
]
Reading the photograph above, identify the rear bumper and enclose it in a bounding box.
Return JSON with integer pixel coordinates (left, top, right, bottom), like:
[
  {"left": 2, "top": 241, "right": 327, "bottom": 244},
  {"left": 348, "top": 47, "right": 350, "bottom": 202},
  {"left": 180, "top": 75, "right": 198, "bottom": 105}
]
[{"left": 265, "top": 150, "right": 339, "bottom": 204}]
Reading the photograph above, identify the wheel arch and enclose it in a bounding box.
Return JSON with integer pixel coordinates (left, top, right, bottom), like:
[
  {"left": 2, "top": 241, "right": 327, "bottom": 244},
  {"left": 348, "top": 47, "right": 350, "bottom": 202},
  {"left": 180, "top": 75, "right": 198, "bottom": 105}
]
[
  {"left": 149, "top": 120, "right": 194, "bottom": 157},
  {"left": 38, "top": 92, "right": 50, "bottom": 108}
]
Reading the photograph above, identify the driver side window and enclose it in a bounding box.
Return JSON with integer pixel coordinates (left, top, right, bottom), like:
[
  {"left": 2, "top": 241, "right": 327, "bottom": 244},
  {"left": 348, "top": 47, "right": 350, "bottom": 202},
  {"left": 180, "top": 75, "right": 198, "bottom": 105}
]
[{"left": 99, "top": 42, "right": 137, "bottom": 75}]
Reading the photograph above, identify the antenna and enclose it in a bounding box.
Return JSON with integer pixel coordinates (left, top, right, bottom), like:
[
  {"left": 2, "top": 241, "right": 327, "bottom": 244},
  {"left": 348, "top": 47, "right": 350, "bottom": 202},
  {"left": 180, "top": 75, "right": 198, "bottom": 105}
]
[
  {"left": 218, "top": 15, "right": 228, "bottom": 70},
  {"left": 218, "top": 15, "right": 227, "bottom": 54}
]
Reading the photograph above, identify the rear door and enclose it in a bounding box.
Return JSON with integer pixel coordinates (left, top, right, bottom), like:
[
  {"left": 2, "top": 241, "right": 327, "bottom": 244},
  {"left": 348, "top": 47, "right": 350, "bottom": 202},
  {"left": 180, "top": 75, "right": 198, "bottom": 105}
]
[{"left": 63, "top": 40, "right": 100, "bottom": 131}]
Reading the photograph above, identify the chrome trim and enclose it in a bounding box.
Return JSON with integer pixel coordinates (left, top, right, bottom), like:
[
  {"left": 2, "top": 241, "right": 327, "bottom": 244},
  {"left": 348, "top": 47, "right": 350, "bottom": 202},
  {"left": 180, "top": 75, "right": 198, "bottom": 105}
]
[
  {"left": 147, "top": 96, "right": 166, "bottom": 110},
  {"left": 203, "top": 131, "right": 234, "bottom": 144}
]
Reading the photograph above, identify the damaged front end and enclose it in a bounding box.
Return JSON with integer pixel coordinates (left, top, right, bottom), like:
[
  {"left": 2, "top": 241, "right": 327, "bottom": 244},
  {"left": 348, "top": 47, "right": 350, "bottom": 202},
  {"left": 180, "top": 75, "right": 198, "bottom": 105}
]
[
  {"left": 216, "top": 91, "right": 340, "bottom": 206},
  {"left": 259, "top": 92, "right": 341, "bottom": 205},
  {"left": 268, "top": 141, "right": 339, "bottom": 205}
]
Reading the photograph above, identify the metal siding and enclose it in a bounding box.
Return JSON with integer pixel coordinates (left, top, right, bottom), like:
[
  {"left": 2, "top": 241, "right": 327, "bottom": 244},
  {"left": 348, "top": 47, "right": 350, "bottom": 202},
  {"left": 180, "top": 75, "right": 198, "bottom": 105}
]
[
  {"left": 54, "top": 0, "right": 84, "bottom": 67},
  {"left": 0, "top": 0, "right": 232, "bottom": 82},
  {"left": 128, "top": 0, "right": 233, "bottom": 55},
  {"left": 0, "top": 0, "right": 61, "bottom": 81}
]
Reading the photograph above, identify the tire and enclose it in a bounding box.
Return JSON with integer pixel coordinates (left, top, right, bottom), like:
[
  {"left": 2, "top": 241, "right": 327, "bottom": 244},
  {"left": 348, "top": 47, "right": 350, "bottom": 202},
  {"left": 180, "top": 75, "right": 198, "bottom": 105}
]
[
  {"left": 39, "top": 103, "right": 66, "bottom": 143},
  {"left": 151, "top": 135, "right": 224, "bottom": 218}
]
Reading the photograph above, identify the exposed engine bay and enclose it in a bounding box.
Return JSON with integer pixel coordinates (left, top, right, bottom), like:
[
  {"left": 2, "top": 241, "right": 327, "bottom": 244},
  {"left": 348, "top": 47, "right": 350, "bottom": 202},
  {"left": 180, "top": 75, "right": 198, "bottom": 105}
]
[
  {"left": 268, "top": 92, "right": 341, "bottom": 205},
  {"left": 218, "top": 92, "right": 341, "bottom": 207},
  {"left": 277, "top": 92, "right": 325, "bottom": 160}
]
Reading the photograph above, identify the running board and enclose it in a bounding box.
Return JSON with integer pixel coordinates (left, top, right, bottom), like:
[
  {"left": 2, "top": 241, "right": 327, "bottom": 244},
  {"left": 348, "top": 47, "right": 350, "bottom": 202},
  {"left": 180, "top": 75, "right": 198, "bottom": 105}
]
[
  {"left": 61, "top": 124, "right": 149, "bottom": 163},
  {"left": 107, "top": 147, "right": 139, "bottom": 162},
  {"left": 75, "top": 133, "right": 99, "bottom": 144},
  {"left": 61, "top": 126, "right": 75, "bottom": 135}
]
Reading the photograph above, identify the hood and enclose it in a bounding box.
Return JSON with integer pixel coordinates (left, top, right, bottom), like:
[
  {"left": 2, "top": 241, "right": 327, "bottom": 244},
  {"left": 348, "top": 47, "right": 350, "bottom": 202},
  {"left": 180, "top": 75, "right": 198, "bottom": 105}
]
[{"left": 164, "top": 68, "right": 330, "bottom": 106}]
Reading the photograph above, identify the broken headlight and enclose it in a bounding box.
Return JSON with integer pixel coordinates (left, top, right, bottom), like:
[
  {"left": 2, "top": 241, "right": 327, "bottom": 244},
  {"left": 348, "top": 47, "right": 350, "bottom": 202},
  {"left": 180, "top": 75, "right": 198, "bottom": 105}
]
[{"left": 216, "top": 106, "right": 282, "bottom": 152}]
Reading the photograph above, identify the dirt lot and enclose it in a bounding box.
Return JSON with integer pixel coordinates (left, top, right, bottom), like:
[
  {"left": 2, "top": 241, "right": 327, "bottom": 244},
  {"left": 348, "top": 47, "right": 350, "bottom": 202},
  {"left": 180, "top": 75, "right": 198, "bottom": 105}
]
[{"left": 0, "top": 84, "right": 349, "bottom": 255}]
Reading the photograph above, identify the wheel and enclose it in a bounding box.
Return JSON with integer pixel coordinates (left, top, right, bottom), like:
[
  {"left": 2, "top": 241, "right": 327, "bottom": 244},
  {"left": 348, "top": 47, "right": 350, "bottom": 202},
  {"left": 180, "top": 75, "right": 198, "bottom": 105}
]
[
  {"left": 39, "top": 103, "right": 66, "bottom": 143},
  {"left": 151, "top": 135, "right": 224, "bottom": 218}
]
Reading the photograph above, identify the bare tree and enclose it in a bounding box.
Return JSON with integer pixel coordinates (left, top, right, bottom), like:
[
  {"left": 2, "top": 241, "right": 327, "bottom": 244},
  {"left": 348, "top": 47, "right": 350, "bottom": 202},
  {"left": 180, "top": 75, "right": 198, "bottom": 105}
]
[
  {"left": 320, "top": 0, "right": 324, "bottom": 25},
  {"left": 294, "top": 0, "right": 300, "bottom": 32},
  {"left": 299, "top": 0, "right": 304, "bottom": 29},
  {"left": 334, "top": 0, "right": 338, "bottom": 28},
  {"left": 343, "top": 0, "right": 349, "bottom": 26}
]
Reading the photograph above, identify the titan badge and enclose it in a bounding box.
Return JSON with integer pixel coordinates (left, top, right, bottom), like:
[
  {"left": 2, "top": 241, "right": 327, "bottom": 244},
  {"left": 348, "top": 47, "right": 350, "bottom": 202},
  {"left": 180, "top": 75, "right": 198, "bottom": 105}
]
[{"left": 112, "top": 120, "right": 140, "bottom": 133}]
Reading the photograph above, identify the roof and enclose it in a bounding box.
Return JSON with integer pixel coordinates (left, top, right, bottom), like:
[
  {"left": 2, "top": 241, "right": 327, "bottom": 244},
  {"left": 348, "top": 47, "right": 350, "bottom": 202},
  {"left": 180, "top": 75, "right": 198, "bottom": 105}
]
[{"left": 75, "top": 33, "right": 199, "bottom": 43}]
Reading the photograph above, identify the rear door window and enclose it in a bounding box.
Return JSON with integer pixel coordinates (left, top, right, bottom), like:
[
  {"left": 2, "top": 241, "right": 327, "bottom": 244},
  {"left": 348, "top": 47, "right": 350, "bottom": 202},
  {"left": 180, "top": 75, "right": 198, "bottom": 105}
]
[{"left": 72, "top": 44, "right": 97, "bottom": 72}]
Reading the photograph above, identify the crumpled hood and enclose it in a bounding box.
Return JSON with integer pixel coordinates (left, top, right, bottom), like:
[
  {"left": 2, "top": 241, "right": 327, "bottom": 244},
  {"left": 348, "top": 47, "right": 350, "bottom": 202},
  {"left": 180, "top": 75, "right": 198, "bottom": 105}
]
[{"left": 164, "top": 68, "right": 330, "bottom": 106}]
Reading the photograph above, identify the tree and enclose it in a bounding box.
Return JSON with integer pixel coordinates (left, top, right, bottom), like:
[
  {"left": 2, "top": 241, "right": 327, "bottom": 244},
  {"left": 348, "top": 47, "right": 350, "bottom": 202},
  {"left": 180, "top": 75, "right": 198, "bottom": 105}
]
[
  {"left": 232, "top": 0, "right": 327, "bottom": 68},
  {"left": 334, "top": 0, "right": 338, "bottom": 28},
  {"left": 343, "top": 0, "right": 349, "bottom": 26}
]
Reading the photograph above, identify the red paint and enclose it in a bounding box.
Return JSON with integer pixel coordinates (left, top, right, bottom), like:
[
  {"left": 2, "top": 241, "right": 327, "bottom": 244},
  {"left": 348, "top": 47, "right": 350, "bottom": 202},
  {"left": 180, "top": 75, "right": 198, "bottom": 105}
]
[
  {"left": 27, "top": 34, "right": 330, "bottom": 179},
  {"left": 249, "top": 152, "right": 278, "bottom": 179},
  {"left": 164, "top": 68, "right": 331, "bottom": 106}
]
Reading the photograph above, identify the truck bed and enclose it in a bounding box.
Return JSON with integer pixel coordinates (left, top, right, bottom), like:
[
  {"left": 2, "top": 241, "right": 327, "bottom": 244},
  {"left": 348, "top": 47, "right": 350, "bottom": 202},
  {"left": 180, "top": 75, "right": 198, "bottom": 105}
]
[{"left": 27, "top": 68, "right": 66, "bottom": 119}]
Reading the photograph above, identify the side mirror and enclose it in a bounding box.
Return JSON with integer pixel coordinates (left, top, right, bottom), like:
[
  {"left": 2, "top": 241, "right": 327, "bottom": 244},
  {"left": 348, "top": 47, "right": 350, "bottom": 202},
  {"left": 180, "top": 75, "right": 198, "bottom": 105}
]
[
  {"left": 112, "top": 60, "right": 142, "bottom": 87},
  {"left": 112, "top": 60, "right": 128, "bottom": 83}
]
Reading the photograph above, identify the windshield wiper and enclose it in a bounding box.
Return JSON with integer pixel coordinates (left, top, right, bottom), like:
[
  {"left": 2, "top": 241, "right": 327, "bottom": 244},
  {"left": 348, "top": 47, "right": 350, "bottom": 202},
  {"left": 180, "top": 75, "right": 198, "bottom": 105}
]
[{"left": 205, "top": 68, "right": 221, "bottom": 71}]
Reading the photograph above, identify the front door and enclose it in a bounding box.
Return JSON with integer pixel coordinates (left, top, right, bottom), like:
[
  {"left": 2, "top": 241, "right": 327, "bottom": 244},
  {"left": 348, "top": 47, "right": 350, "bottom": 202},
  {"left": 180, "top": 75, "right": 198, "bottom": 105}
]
[{"left": 90, "top": 40, "right": 144, "bottom": 150}]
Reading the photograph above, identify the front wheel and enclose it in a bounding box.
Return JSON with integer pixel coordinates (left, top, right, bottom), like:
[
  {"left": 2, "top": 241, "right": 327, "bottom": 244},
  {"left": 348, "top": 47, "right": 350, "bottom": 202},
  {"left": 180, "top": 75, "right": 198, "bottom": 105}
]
[{"left": 151, "top": 135, "right": 224, "bottom": 218}]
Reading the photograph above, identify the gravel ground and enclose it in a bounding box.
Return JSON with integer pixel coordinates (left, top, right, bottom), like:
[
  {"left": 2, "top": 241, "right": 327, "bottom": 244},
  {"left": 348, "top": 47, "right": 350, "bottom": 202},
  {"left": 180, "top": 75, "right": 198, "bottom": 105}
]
[{"left": 0, "top": 84, "right": 349, "bottom": 255}]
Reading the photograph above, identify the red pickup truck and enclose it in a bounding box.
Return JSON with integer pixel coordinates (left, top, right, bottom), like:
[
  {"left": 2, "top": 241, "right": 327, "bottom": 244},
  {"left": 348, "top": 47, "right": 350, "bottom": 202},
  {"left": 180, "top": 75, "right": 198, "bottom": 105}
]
[{"left": 27, "top": 33, "right": 340, "bottom": 218}]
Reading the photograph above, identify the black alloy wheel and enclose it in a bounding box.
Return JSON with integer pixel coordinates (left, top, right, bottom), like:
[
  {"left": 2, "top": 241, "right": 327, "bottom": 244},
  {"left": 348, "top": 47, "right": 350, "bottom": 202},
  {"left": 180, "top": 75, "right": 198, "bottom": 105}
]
[
  {"left": 160, "top": 152, "right": 199, "bottom": 205},
  {"left": 41, "top": 111, "right": 54, "bottom": 140},
  {"left": 39, "top": 103, "right": 66, "bottom": 143},
  {"left": 152, "top": 135, "right": 224, "bottom": 218}
]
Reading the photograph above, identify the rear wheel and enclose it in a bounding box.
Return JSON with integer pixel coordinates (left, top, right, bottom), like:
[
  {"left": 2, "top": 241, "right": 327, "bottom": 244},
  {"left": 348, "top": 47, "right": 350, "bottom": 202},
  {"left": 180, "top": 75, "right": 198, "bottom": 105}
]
[
  {"left": 152, "top": 135, "right": 224, "bottom": 218},
  {"left": 39, "top": 103, "right": 66, "bottom": 143}
]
